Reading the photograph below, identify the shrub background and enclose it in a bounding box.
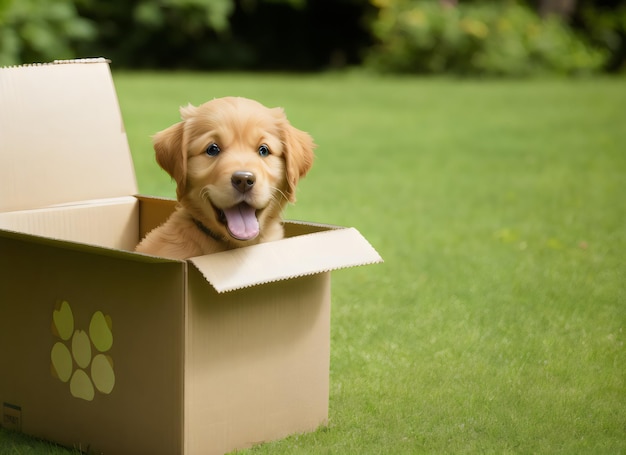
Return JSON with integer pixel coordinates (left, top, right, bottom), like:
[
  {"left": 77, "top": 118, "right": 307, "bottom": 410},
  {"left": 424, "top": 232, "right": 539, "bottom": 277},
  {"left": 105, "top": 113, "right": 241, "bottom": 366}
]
[
  {"left": 365, "top": 1, "right": 607, "bottom": 76},
  {"left": 0, "top": 0, "right": 624, "bottom": 75}
]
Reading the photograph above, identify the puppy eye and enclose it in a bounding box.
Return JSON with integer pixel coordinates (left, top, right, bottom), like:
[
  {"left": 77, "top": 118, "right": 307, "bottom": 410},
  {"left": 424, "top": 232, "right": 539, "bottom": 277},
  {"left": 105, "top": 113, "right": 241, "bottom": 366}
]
[
  {"left": 258, "top": 144, "right": 270, "bottom": 157},
  {"left": 206, "top": 143, "right": 221, "bottom": 157}
]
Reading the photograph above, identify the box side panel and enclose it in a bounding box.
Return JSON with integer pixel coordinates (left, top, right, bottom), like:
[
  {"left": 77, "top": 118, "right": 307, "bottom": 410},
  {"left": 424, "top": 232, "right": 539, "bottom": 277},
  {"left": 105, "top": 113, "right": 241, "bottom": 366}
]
[
  {"left": 0, "top": 60, "right": 137, "bottom": 212},
  {"left": 283, "top": 221, "right": 337, "bottom": 238},
  {"left": 0, "top": 197, "right": 139, "bottom": 251},
  {"left": 136, "top": 195, "right": 178, "bottom": 239},
  {"left": 185, "top": 271, "right": 331, "bottom": 455},
  {"left": 0, "top": 235, "right": 185, "bottom": 455}
]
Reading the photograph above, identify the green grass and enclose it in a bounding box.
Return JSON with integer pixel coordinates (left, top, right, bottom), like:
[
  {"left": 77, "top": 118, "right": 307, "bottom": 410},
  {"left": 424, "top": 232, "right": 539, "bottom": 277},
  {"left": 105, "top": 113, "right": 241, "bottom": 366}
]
[{"left": 2, "top": 73, "right": 625, "bottom": 454}]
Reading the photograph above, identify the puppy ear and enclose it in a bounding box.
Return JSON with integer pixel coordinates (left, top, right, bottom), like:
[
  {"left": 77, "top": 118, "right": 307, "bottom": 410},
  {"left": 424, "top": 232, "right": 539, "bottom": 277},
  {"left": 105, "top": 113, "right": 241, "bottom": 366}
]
[
  {"left": 281, "top": 118, "right": 315, "bottom": 203},
  {"left": 153, "top": 121, "right": 187, "bottom": 199}
]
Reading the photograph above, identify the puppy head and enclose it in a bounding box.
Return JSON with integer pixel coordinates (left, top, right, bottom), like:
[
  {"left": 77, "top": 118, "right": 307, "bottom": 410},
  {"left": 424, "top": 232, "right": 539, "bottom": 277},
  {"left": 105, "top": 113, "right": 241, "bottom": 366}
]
[{"left": 153, "top": 97, "right": 315, "bottom": 244}]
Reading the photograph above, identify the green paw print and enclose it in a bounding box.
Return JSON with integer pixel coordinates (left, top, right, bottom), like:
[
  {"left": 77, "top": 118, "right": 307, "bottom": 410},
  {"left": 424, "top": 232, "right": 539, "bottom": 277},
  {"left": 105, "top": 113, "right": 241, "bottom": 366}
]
[{"left": 50, "top": 301, "right": 115, "bottom": 401}]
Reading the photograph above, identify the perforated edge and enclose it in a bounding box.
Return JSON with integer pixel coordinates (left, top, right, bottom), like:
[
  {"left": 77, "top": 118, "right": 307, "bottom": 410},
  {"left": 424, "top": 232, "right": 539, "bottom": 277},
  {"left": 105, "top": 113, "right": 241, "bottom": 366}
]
[
  {"left": 189, "top": 227, "right": 384, "bottom": 293},
  {"left": 53, "top": 58, "right": 111, "bottom": 65},
  {"left": 1, "top": 57, "right": 110, "bottom": 70},
  {"left": 195, "top": 256, "right": 384, "bottom": 294}
]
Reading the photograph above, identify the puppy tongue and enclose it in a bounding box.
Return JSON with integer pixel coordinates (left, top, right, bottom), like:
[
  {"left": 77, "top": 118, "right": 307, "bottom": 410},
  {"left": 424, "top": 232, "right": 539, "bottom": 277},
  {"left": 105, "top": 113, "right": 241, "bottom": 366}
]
[{"left": 223, "top": 203, "right": 259, "bottom": 240}]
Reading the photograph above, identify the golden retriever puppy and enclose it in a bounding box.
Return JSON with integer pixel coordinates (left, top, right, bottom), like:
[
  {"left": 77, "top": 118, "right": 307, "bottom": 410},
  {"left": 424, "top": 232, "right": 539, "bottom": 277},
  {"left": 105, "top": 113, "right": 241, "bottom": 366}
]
[{"left": 135, "top": 97, "right": 315, "bottom": 259}]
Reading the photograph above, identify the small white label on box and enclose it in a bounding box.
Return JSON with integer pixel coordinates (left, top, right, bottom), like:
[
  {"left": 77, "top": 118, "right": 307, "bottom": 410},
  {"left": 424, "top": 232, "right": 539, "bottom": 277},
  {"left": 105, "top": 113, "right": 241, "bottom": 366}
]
[{"left": 3, "top": 402, "right": 22, "bottom": 431}]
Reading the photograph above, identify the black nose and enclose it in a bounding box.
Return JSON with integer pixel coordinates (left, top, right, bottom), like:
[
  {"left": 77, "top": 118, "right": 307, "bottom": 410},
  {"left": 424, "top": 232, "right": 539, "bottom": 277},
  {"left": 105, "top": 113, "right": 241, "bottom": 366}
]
[{"left": 231, "top": 171, "right": 256, "bottom": 193}]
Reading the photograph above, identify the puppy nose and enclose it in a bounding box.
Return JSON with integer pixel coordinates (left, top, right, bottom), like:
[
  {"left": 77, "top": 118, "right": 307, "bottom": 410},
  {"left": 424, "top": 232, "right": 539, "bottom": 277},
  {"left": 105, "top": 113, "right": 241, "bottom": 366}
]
[{"left": 231, "top": 171, "right": 256, "bottom": 193}]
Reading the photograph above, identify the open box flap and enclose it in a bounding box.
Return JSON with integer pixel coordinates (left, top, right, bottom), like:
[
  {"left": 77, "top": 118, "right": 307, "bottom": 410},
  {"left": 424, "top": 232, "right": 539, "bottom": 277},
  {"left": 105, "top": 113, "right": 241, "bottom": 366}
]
[
  {"left": 188, "top": 227, "right": 383, "bottom": 293},
  {"left": 0, "top": 58, "right": 137, "bottom": 212}
]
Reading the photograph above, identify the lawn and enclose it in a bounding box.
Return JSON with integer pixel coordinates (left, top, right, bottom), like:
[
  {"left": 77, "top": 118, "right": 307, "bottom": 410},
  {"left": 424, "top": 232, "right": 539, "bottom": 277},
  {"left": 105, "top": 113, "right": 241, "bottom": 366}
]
[{"left": 1, "top": 72, "right": 625, "bottom": 454}]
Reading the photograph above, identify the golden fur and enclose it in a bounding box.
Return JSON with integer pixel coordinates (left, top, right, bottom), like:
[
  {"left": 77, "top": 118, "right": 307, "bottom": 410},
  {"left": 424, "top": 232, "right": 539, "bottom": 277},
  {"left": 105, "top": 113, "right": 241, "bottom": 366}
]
[{"left": 135, "top": 97, "right": 315, "bottom": 259}]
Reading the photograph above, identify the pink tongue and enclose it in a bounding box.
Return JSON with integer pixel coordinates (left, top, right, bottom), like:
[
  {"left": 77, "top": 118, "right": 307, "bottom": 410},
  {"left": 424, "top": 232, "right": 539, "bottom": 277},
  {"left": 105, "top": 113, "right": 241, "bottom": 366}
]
[{"left": 222, "top": 203, "right": 259, "bottom": 240}]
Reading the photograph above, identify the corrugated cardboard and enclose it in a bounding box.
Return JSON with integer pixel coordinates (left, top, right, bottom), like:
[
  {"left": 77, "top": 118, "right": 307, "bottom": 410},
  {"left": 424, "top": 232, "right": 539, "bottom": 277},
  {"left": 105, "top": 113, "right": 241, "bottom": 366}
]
[
  {"left": 0, "top": 59, "right": 382, "bottom": 454},
  {"left": 0, "top": 59, "right": 137, "bottom": 212}
]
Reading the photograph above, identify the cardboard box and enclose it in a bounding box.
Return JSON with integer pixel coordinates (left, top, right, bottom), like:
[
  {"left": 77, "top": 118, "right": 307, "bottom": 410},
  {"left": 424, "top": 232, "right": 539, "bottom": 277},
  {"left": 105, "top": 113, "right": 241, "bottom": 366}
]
[{"left": 0, "top": 59, "right": 382, "bottom": 454}]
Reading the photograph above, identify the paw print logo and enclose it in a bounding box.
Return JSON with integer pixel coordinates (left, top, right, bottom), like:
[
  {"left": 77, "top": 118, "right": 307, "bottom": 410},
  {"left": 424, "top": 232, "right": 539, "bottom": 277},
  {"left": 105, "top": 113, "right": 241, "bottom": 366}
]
[{"left": 50, "top": 301, "right": 115, "bottom": 401}]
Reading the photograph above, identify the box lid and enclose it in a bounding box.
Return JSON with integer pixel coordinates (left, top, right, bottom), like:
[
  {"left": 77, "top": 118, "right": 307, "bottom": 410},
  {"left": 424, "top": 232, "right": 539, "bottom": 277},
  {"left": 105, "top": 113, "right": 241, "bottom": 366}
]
[
  {"left": 0, "top": 58, "right": 137, "bottom": 212},
  {"left": 189, "top": 227, "right": 383, "bottom": 293}
]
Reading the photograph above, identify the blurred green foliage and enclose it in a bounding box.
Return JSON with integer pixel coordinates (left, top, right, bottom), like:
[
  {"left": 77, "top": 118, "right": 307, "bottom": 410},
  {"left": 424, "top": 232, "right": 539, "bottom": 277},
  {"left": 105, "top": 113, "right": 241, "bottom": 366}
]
[
  {"left": 0, "top": 0, "right": 623, "bottom": 74},
  {"left": 365, "top": 0, "right": 607, "bottom": 76},
  {"left": 578, "top": 1, "right": 626, "bottom": 72},
  {"left": 132, "top": 0, "right": 233, "bottom": 32},
  {"left": 73, "top": 0, "right": 236, "bottom": 68},
  {"left": 0, "top": 0, "right": 94, "bottom": 66}
]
